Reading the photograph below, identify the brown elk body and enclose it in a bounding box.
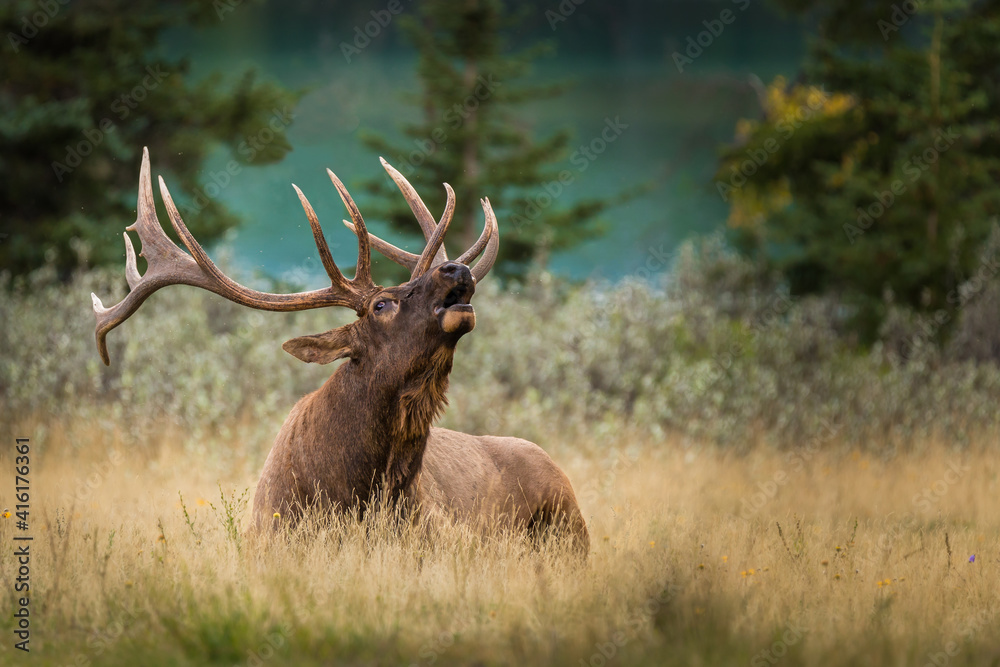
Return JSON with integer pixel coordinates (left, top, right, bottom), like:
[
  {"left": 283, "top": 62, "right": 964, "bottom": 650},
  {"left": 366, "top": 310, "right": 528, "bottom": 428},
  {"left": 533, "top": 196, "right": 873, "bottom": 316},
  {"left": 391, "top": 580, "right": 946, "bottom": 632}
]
[{"left": 93, "top": 149, "right": 589, "bottom": 553}]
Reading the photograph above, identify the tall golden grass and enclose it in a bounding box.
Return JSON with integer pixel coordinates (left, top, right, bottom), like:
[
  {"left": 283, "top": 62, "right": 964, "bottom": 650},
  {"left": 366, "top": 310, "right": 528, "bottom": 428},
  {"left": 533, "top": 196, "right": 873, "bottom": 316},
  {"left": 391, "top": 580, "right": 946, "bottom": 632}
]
[
  {"left": 2, "top": 413, "right": 998, "bottom": 666},
  {"left": 5, "top": 248, "right": 1000, "bottom": 664}
]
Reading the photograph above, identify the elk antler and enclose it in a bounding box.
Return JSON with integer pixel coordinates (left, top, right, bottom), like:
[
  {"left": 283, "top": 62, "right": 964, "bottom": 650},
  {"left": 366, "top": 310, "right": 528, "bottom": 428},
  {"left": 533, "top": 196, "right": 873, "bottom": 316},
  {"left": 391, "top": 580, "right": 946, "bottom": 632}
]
[
  {"left": 342, "top": 158, "right": 499, "bottom": 282},
  {"left": 92, "top": 148, "right": 380, "bottom": 365}
]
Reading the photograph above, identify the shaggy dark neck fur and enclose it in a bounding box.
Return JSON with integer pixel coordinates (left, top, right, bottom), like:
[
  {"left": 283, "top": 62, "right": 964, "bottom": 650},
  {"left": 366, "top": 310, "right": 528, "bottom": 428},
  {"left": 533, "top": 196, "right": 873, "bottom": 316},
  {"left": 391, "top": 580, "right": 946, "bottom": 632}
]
[{"left": 311, "top": 345, "right": 456, "bottom": 508}]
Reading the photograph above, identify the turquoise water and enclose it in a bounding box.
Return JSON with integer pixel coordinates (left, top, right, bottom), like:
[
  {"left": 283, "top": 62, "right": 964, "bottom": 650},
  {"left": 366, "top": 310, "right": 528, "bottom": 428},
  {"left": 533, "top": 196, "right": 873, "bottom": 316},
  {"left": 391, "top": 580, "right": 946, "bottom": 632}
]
[{"left": 170, "top": 2, "right": 803, "bottom": 284}]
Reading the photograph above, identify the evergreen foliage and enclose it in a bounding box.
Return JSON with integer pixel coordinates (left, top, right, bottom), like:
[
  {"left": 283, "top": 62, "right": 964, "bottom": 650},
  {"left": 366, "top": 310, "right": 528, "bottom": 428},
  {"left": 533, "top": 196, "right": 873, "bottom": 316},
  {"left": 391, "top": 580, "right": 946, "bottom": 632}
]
[
  {"left": 717, "top": 0, "right": 1000, "bottom": 340},
  {"left": 1, "top": 0, "right": 300, "bottom": 277},
  {"left": 360, "top": 0, "right": 639, "bottom": 279}
]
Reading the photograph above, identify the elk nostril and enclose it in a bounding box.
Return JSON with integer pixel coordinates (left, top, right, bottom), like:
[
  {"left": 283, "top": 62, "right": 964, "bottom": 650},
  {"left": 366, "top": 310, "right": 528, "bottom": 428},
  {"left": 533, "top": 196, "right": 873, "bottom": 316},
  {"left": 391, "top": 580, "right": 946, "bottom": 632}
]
[{"left": 439, "top": 262, "right": 471, "bottom": 281}]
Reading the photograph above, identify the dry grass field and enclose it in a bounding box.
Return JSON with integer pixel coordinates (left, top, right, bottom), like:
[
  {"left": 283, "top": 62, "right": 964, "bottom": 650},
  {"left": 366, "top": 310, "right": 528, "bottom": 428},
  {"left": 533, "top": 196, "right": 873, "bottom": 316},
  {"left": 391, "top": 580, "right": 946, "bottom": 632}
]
[
  {"left": 2, "top": 413, "right": 999, "bottom": 667},
  {"left": 4, "top": 257, "right": 1000, "bottom": 665}
]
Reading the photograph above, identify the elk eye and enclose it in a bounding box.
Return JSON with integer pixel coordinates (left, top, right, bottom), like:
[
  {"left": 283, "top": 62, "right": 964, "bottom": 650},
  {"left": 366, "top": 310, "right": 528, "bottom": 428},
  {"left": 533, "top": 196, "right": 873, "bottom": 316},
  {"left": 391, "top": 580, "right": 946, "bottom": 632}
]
[{"left": 373, "top": 301, "right": 386, "bottom": 312}]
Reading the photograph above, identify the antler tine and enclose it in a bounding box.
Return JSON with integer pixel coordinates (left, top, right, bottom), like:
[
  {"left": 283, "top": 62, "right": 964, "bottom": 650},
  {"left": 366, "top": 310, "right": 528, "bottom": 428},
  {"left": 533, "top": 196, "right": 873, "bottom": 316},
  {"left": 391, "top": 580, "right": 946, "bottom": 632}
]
[
  {"left": 342, "top": 180, "right": 456, "bottom": 275},
  {"left": 438, "top": 182, "right": 456, "bottom": 255},
  {"left": 92, "top": 149, "right": 380, "bottom": 365},
  {"left": 470, "top": 198, "right": 499, "bottom": 283},
  {"left": 159, "top": 177, "right": 367, "bottom": 311},
  {"left": 92, "top": 148, "right": 213, "bottom": 365},
  {"left": 455, "top": 196, "right": 495, "bottom": 266},
  {"left": 380, "top": 157, "right": 449, "bottom": 266},
  {"left": 343, "top": 179, "right": 499, "bottom": 282},
  {"left": 410, "top": 189, "right": 455, "bottom": 280},
  {"left": 291, "top": 184, "right": 350, "bottom": 290},
  {"left": 342, "top": 219, "right": 419, "bottom": 272},
  {"left": 410, "top": 182, "right": 455, "bottom": 279},
  {"left": 326, "top": 169, "right": 375, "bottom": 290}
]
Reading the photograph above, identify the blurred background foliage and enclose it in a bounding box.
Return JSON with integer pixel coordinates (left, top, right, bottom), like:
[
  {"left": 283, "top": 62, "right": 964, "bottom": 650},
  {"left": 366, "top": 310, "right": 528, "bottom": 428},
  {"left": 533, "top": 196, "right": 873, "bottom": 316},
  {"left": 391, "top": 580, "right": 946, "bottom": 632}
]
[
  {"left": 4, "top": 236, "right": 1000, "bottom": 455},
  {"left": 0, "top": 0, "right": 301, "bottom": 277},
  {"left": 3, "top": 0, "right": 1000, "bottom": 432},
  {"left": 359, "top": 0, "right": 646, "bottom": 279},
  {"left": 719, "top": 0, "right": 1000, "bottom": 340}
]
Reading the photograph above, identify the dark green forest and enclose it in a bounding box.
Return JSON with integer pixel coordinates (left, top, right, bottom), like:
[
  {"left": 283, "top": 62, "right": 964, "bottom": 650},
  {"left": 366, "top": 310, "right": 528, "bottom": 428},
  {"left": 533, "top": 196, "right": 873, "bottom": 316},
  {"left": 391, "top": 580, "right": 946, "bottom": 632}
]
[{"left": 4, "top": 0, "right": 1000, "bottom": 349}]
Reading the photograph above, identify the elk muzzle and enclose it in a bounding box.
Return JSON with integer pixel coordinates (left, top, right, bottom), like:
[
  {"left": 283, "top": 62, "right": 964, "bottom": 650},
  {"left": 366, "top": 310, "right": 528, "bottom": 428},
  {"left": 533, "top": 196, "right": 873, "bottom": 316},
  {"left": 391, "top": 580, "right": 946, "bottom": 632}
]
[{"left": 433, "top": 262, "right": 476, "bottom": 335}]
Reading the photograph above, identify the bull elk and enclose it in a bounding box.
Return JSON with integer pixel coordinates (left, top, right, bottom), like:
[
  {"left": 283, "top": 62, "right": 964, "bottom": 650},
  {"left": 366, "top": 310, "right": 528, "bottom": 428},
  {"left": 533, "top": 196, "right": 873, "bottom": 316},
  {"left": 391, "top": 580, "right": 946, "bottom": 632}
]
[{"left": 92, "top": 148, "right": 589, "bottom": 553}]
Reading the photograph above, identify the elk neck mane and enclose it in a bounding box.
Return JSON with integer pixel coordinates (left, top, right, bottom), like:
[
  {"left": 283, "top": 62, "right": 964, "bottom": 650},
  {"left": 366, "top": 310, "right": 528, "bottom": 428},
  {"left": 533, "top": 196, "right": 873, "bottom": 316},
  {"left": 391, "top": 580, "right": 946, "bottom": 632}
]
[{"left": 313, "top": 344, "right": 457, "bottom": 500}]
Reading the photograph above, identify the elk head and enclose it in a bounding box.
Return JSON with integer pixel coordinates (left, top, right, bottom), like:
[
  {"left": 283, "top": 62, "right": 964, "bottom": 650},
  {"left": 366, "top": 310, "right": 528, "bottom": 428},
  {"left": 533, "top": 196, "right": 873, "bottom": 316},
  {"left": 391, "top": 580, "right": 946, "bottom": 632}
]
[{"left": 92, "top": 149, "right": 498, "bottom": 373}]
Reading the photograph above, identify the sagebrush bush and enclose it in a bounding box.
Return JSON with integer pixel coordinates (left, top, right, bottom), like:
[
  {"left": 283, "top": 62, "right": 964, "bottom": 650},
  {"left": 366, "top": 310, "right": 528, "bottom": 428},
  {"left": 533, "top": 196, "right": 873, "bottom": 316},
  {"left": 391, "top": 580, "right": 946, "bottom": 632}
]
[{"left": 3, "top": 237, "right": 1000, "bottom": 455}]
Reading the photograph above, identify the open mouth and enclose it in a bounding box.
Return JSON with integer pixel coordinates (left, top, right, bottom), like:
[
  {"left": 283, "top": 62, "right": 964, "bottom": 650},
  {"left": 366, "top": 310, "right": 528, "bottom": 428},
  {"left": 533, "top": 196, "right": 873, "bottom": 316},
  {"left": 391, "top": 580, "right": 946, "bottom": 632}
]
[
  {"left": 434, "top": 283, "right": 475, "bottom": 333},
  {"left": 435, "top": 283, "right": 474, "bottom": 314}
]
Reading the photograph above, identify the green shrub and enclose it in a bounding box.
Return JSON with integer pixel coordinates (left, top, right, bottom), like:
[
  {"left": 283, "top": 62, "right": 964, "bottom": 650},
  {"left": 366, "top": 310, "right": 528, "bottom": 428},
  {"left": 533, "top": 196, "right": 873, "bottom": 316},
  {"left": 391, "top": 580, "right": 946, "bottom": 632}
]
[{"left": 4, "top": 238, "right": 1000, "bottom": 454}]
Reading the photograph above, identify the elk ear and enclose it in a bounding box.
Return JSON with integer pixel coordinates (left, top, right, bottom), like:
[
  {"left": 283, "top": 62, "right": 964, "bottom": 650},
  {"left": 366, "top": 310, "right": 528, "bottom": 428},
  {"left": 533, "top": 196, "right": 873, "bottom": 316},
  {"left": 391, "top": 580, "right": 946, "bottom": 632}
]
[{"left": 282, "top": 325, "right": 354, "bottom": 364}]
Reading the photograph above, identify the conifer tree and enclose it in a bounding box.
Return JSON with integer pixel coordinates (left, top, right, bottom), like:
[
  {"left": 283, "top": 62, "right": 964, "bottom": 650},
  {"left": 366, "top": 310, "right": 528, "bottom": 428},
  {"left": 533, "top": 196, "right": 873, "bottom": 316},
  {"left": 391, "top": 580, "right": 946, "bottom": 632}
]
[
  {"left": 1, "top": 0, "right": 300, "bottom": 277},
  {"left": 360, "top": 0, "right": 638, "bottom": 279},
  {"left": 717, "top": 0, "right": 1000, "bottom": 339}
]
